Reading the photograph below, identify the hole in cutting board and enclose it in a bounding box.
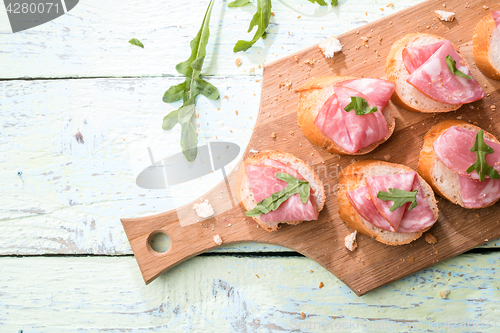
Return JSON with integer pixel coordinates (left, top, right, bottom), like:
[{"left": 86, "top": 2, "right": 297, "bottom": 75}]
[{"left": 149, "top": 232, "right": 171, "bottom": 253}]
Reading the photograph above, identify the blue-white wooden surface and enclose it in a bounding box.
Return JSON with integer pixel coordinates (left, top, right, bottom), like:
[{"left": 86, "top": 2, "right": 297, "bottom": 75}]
[{"left": 1, "top": 0, "right": 499, "bottom": 331}]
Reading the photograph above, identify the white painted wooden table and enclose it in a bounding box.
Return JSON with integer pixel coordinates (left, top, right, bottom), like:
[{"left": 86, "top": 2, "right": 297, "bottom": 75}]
[{"left": 1, "top": 0, "right": 499, "bottom": 331}]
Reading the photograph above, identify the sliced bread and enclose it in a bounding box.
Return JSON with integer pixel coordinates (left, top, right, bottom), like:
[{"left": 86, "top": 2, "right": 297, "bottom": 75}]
[{"left": 473, "top": 12, "right": 500, "bottom": 80}]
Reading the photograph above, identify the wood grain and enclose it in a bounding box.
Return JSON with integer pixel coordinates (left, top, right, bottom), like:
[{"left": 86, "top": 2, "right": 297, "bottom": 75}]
[{"left": 122, "top": 0, "right": 500, "bottom": 296}]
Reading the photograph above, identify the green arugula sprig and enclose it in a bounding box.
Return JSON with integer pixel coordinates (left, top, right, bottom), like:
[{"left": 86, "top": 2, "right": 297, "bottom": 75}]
[
  {"left": 377, "top": 188, "right": 418, "bottom": 211},
  {"left": 129, "top": 38, "right": 144, "bottom": 48},
  {"left": 344, "top": 96, "right": 378, "bottom": 115},
  {"left": 233, "top": 0, "right": 272, "bottom": 52},
  {"left": 466, "top": 130, "right": 500, "bottom": 181},
  {"left": 446, "top": 55, "right": 472, "bottom": 80},
  {"left": 245, "top": 173, "right": 311, "bottom": 217},
  {"left": 162, "top": 0, "right": 219, "bottom": 162}
]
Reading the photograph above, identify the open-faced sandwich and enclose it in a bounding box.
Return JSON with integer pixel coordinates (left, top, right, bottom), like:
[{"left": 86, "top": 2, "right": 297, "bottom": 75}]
[
  {"left": 297, "top": 76, "right": 396, "bottom": 155},
  {"left": 235, "top": 150, "right": 325, "bottom": 232},
  {"left": 386, "top": 33, "right": 485, "bottom": 112},
  {"left": 418, "top": 120, "right": 500, "bottom": 208},
  {"left": 473, "top": 10, "right": 500, "bottom": 80},
  {"left": 338, "top": 160, "right": 439, "bottom": 245}
]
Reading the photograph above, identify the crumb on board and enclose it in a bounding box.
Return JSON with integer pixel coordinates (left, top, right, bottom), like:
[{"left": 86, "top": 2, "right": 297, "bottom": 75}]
[
  {"left": 271, "top": 132, "right": 276, "bottom": 139},
  {"left": 319, "top": 36, "right": 342, "bottom": 59},
  {"left": 344, "top": 230, "right": 358, "bottom": 251},
  {"left": 435, "top": 10, "right": 455, "bottom": 22},
  {"left": 425, "top": 233, "right": 438, "bottom": 245},
  {"left": 319, "top": 282, "right": 324, "bottom": 289},
  {"left": 213, "top": 234, "right": 223, "bottom": 246},
  {"left": 439, "top": 290, "right": 450, "bottom": 299},
  {"left": 295, "top": 56, "right": 299, "bottom": 62},
  {"left": 235, "top": 58, "right": 242, "bottom": 67},
  {"left": 193, "top": 200, "right": 214, "bottom": 218},
  {"left": 383, "top": 154, "right": 391, "bottom": 161},
  {"left": 410, "top": 257, "right": 415, "bottom": 262},
  {"left": 249, "top": 149, "right": 259, "bottom": 154}
]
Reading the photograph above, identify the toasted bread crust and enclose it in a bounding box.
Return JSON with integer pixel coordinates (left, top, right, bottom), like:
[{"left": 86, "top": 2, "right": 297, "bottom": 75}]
[
  {"left": 473, "top": 13, "right": 500, "bottom": 80},
  {"left": 338, "top": 160, "right": 438, "bottom": 245},
  {"left": 417, "top": 120, "right": 500, "bottom": 208},
  {"left": 235, "top": 150, "right": 326, "bottom": 232},
  {"left": 297, "top": 76, "right": 396, "bottom": 155},
  {"left": 385, "top": 33, "right": 463, "bottom": 113}
]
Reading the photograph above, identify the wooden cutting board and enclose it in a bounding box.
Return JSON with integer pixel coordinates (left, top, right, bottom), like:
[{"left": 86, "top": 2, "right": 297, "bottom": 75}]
[{"left": 121, "top": 0, "right": 500, "bottom": 296}]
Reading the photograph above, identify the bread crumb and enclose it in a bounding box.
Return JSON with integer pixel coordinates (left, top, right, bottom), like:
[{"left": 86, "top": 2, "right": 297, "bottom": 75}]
[
  {"left": 344, "top": 231, "right": 358, "bottom": 251},
  {"left": 271, "top": 132, "right": 276, "bottom": 139},
  {"left": 249, "top": 149, "right": 259, "bottom": 154},
  {"left": 439, "top": 290, "right": 450, "bottom": 299},
  {"left": 193, "top": 200, "right": 214, "bottom": 218},
  {"left": 297, "top": 15, "right": 301, "bottom": 18},
  {"left": 491, "top": 105, "right": 496, "bottom": 110},
  {"left": 319, "top": 36, "right": 342, "bottom": 59},
  {"left": 319, "top": 282, "right": 324, "bottom": 289},
  {"left": 425, "top": 233, "right": 438, "bottom": 244},
  {"left": 213, "top": 234, "right": 223, "bottom": 246},
  {"left": 271, "top": 11, "right": 274, "bottom": 16},
  {"left": 360, "top": 37, "right": 369, "bottom": 45},
  {"left": 309, "top": 270, "right": 313, "bottom": 273},
  {"left": 386, "top": 2, "right": 394, "bottom": 7},
  {"left": 249, "top": 67, "right": 255, "bottom": 73},
  {"left": 304, "top": 59, "right": 316, "bottom": 65},
  {"left": 301, "top": 312, "right": 306, "bottom": 318},
  {"left": 235, "top": 110, "right": 239, "bottom": 115},
  {"left": 195, "top": 113, "right": 200, "bottom": 118},
  {"left": 295, "top": 56, "right": 299, "bottom": 62},
  {"left": 435, "top": 10, "right": 455, "bottom": 22},
  {"left": 456, "top": 115, "right": 463, "bottom": 120},
  {"left": 410, "top": 257, "right": 415, "bottom": 262},
  {"left": 383, "top": 154, "right": 391, "bottom": 161},
  {"left": 289, "top": 131, "right": 294, "bottom": 135},
  {"left": 235, "top": 58, "right": 242, "bottom": 67},
  {"left": 483, "top": 5, "right": 490, "bottom": 10},
  {"left": 256, "top": 274, "right": 259, "bottom": 278}
]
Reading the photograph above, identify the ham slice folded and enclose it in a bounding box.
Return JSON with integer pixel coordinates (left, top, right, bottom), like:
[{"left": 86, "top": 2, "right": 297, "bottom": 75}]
[
  {"left": 366, "top": 172, "right": 416, "bottom": 231},
  {"left": 459, "top": 176, "right": 500, "bottom": 208},
  {"left": 336, "top": 78, "right": 395, "bottom": 110},
  {"left": 433, "top": 126, "right": 500, "bottom": 180},
  {"left": 406, "top": 40, "right": 485, "bottom": 104},
  {"left": 314, "top": 85, "right": 390, "bottom": 153},
  {"left": 348, "top": 172, "right": 436, "bottom": 233},
  {"left": 402, "top": 41, "right": 445, "bottom": 74},
  {"left": 347, "top": 186, "right": 394, "bottom": 231},
  {"left": 245, "top": 161, "right": 317, "bottom": 222}
]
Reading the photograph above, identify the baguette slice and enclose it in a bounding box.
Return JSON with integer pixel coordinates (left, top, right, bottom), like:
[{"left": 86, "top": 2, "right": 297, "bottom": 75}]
[
  {"left": 386, "top": 33, "right": 463, "bottom": 113},
  {"left": 235, "top": 150, "right": 326, "bottom": 232},
  {"left": 297, "top": 76, "right": 396, "bottom": 155},
  {"left": 338, "top": 160, "right": 439, "bottom": 245},
  {"left": 417, "top": 119, "right": 500, "bottom": 208},
  {"left": 473, "top": 12, "right": 500, "bottom": 80}
]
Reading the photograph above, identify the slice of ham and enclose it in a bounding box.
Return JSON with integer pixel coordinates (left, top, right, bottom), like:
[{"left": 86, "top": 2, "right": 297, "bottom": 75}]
[
  {"left": 493, "top": 11, "right": 500, "bottom": 27},
  {"left": 366, "top": 172, "right": 416, "bottom": 231},
  {"left": 398, "top": 177, "right": 437, "bottom": 233},
  {"left": 402, "top": 41, "right": 445, "bottom": 74},
  {"left": 336, "top": 78, "right": 395, "bottom": 110},
  {"left": 314, "top": 86, "right": 389, "bottom": 153},
  {"left": 433, "top": 126, "right": 500, "bottom": 180},
  {"left": 406, "top": 40, "right": 485, "bottom": 104},
  {"left": 245, "top": 164, "right": 317, "bottom": 222},
  {"left": 347, "top": 186, "right": 394, "bottom": 231},
  {"left": 459, "top": 175, "right": 500, "bottom": 208},
  {"left": 253, "top": 159, "right": 305, "bottom": 180}
]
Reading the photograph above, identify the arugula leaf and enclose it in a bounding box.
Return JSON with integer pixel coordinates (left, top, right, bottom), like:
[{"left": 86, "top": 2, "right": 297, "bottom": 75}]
[
  {"left": 245, "top": 172, "right": 311, "bottom": 217},
  {"left": 466, "top": 130, "right": 500, "bottom": 181},
  {"left": 307, "top": 0, "right": 327, "bottom": 5},
  {"left": 228, "top": 0, "right": 251, "bottom": 7},
  {"left": 129, "top": 38, "right": 144, "bottom": 48},
  {"left": 233, "top": 0, "right": 272, "bottom": 52},
  {"left": 162, "top": 0, "right": 219, "bottom": 161},
  {"left": 331, "top": 0, "right": 338, "bottom": 5},
  {"left": 446, "top": 55, "right": 473, "bottom": 80},
  {"left": 377, "top": 188, "right": 418, "bottom": 211},
  {"left": 344, "top": 96, "right": 378, "bottom": 115}
]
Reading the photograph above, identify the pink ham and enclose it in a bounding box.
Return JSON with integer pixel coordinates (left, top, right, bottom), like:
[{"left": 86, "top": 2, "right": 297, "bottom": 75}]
[
  {"left": 493, "top": 11, "right": 500, "bottom": 27},
  {"left": 336, "top": 78, "right": 395, "bottom": 110},
  {"left": 433, "top": 126, "right": 500, "bottom": 180},
  {"left": 398, "top": 177, "right": 437, "bottom": 233},
  {"left": 245, "top": 164, "right": 317, "bottom": 222},
  {"left": 406, "top": 40, "right": 485, "bottom": 104},
  {"left": 347, "top": 186, "right": 394, "bottom": 231},
  {"left": 402, "top": 41, "right": 445, "bottom": 74},
  {"left": 459, "top": 175, "right": 500, "bottom": 208},
  {"left": 314, "top": 86, "right": 389, "bottom": 153},
  {"left": 366, "top": 172, "right": 416, "bottom": 231},
  {"left": 254, "top": 159, "right": 305, "bottom": 181}
]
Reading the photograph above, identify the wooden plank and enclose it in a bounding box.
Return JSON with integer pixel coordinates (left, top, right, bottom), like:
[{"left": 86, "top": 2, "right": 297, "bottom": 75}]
[
  {"left": 0, "top": 253, "right": 498, "bottom": 332},
  {"left": 122, "top": 0, "right": 500, "bottom": 295},
  {"left": 0, "top": 0, "right": 425, "bottom": 79}
]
